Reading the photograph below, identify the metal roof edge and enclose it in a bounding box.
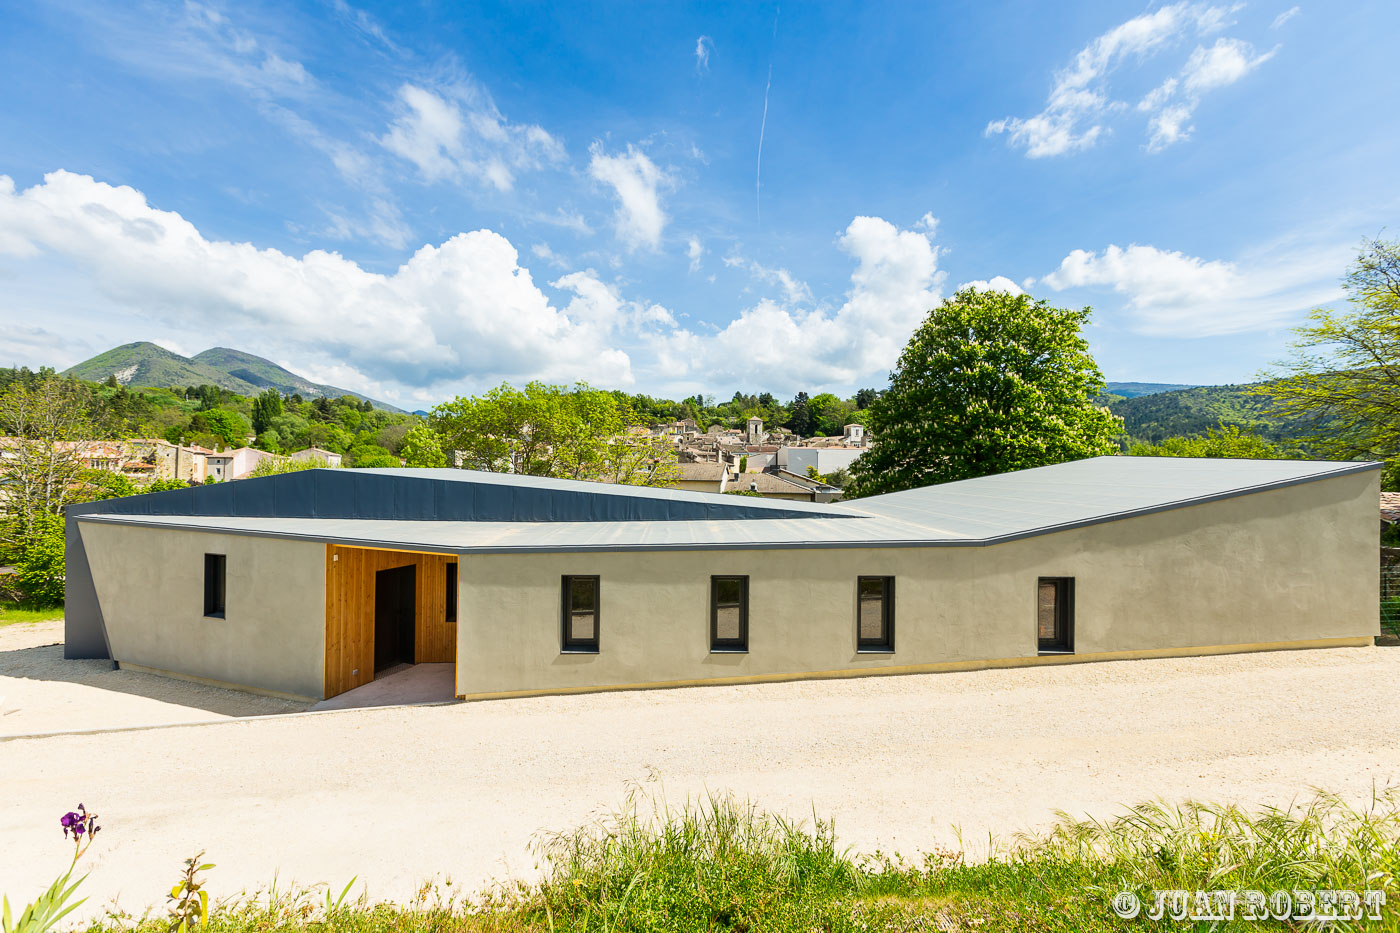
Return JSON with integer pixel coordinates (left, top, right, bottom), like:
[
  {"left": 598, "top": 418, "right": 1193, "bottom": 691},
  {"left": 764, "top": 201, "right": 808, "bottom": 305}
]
[
  {"left": 74, "top": 459, "right": 1379, "bottom": 554},
  {"left": 958, "top": 458, "right": 1383, "bottom": 548}
]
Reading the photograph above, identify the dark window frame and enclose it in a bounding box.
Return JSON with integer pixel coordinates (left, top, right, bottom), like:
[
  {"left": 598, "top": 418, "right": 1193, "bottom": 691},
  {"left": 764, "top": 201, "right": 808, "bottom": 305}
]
[
  {"left": 445, "top": 562, "right": 458, "bottom": 624},
  {"left": 856, "top": 575, "right": 895, "bottom": 652},
  {"left": 1037, "top": 577, "right": 1075, "bottom": 653},
  {"left": 710, "top": 575, "right": 749, "bottom": 653},
  {"left": 203, "top": 553, "right": 226, "bottom": 619},
  {"left": 561, "top": 575, "right": 601, "bottom": 653}
]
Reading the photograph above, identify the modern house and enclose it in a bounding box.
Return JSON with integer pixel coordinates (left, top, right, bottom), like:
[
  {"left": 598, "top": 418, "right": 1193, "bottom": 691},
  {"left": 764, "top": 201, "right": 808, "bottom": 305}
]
[
  {"left": 64, "top": 456, "right": 1380, "bottom": 703},
  {"left": 205, "top": 446, "right": 277, "bottom": 482},
  {"left": 778, "top": 445, "right": 865, "bottom": 476}
]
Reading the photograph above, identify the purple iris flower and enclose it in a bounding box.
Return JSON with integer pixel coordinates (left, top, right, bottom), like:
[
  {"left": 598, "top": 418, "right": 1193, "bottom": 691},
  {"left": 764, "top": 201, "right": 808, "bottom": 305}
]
[{"left": 59, "top": 804, "right": 99, "bottom": 844}]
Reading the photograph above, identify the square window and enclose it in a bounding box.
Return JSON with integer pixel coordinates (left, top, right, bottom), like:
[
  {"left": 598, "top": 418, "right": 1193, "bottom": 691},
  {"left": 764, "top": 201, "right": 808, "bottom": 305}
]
[
  {"left": 857, "top": 576, "right": 894, "bottom": 651},
  {"left": 203, "top": 553, "right": 226, "bottom": 619},
  {"left": 561, "top": 575, "right": 600, "bottom": 652},
  {"left": 710, "top": 575, "right": 748, "bottom": 652},
  {"left": 1037, "top": 577, "right": 1074, "bottom": 653}
]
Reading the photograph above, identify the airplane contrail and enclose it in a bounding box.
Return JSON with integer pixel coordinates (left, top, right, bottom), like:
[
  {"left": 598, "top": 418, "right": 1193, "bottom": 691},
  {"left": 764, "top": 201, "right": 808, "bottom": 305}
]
[
  {"left": 756, "top": 6, "right": 779, "bottom": 224},
  {"left": 756, "top": 63, "right": 772, "bottom": 224}
]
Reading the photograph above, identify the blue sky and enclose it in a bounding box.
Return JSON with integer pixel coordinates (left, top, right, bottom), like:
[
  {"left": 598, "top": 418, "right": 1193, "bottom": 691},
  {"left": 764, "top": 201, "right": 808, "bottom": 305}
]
[{"left": 1, "top": 1, "right": 1396, "bottom": 408}]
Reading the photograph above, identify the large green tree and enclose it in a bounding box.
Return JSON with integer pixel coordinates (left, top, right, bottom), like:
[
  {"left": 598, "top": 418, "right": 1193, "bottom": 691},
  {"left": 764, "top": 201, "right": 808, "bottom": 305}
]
[
  {"left": 431, "top": 382, "right": 676, "bottom": 486},
  {"left": 251, "top": 389, "right": 284, "bottom": 435},
  {"left": 0, "top": 376, "right": 99, "bottom": 605},
  {"left": 786, "top": 392, "right": 814, "bottom": 436},
  {"left": 1256, "top": 238, "right": 1400, "bottom": 475},
  {"left": 845, "top": 289, "right": 1120, "bottom": 497},
  {"left": 0, "top": 376, "right": 96, "bottom": 532},
  {"left": 398, "top": 422, "right": 449, "bottom": 468},
  {"left": 189, "top": 409, "right": 251, "bottom": 449}
]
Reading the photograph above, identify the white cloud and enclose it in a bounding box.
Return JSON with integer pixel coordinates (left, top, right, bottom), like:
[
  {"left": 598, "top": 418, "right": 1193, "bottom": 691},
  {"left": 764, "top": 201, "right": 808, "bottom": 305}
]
[
  {"left": 649, "top": 216, "right": 944, "bottom": 390},
  {"left": 552, "top": 270, "right": 678, "bottom": 330},
  {"left": 1144, "top": 103, "right": 1196, "bottom": 150},
  {"left": 74, "top": 2, "right": 416, "bottom": 250},
  {"left": 1137, "top": 78, "right": 1179, "bottom": 112},
  {"left": 724, "top": 253, "right": 813, "bottom": 304},
  {"left": 0, "top": 171, "right": 631, "bottom": 390},
  {"left": 1271, "top": 6, "right": 1300, "bottom": 29},
  {"left": 1041, "top": 241, "right": 1348, "bottom": 335},
  {"left": 1182, "top": 36, "right": 1275, "bottom": 93},
  {"left": 0, "top": 324, "right": 86, "bottom": 369},
  {"left": 987, "top": 3, "right": 1274, "bottom": 157},
  {"left": 0, "top": 172, "right": 952, "bottom": 398},
  {"left": 536, "top": 208, "right": 594, "bottom": 236},
  {"left": 687, "top": 236, "right": 704, "bottom": 272},
  {"left": 381, "top": 83, "right": 565, "bottom": 192},
  {"left": 587, "top": 143, "right": 673, "bottom": 251},
  {"left": 957, "top": 276, "right": 1025, "bottom": 295},
  {"left": 174, "top": 2, "right": 318, "bottom": 98},
  {"left": 695, "top": 36, "right": 712, "bottom": 73},
  {"left": 531, "top": 242, "right": 570, "bottom": 270},
  {"left": 317, "top": 198, "right": 412, "bottom": 250},
  {"left": 332, "top": 0, "right": 400, "bottom": 53},
  {"left": 1141, "top": 37, "right": 1277, "bottom": 151}
]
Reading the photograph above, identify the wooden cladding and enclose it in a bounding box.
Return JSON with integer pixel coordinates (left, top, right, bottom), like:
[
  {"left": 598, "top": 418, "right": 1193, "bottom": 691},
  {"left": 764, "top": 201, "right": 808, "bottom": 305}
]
[{"left": 324, "top": 545, "right": 458, "bottom": 698}]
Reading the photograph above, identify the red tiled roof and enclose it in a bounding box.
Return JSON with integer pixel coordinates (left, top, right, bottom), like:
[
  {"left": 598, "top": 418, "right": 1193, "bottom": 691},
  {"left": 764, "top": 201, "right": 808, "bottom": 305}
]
[{"left": 1382, "top": 492, "right": 1400, "bottom": 523}]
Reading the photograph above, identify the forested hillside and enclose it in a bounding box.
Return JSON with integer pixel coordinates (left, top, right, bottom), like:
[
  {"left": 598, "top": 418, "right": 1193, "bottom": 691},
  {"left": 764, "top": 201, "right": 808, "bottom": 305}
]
[{"left": 1108, "top": 382, "right": 1324, "bottom": 447}]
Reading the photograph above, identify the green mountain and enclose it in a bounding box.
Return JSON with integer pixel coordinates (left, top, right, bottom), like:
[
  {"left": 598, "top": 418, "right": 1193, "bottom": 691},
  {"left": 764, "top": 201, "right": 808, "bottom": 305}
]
[
  {"left": 64, "top": 341, "right": 225, "bottom": 391},
  {"left": 64, "top": 342, "right": 400, "bottom": 411},
  {"left": 1109, "top": 381, "right": 1324, "bottom": 447},
  {"left": 1104, "top": 381, "right": 1197, "bottom": 398}
]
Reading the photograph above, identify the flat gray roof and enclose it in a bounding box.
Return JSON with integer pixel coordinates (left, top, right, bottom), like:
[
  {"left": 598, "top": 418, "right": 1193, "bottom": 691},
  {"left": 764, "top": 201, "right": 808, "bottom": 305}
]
[{"left": 76, "top": 456, "right": 1378, "bottom": 553}]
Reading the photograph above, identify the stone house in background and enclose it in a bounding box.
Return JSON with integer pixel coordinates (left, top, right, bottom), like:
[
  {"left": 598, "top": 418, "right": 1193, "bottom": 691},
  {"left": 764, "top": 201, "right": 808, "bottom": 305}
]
[{"left": 289, "top": 447, "right": 344, "bottom": 467}]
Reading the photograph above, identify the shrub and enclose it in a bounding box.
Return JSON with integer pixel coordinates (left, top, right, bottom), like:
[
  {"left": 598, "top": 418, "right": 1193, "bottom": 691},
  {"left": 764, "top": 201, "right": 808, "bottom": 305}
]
[
  {"left": 247, "top": 456, "right": 329, "bottom": 478},
  {"left": 13, "top": 513, "right": 65, "bottom": 608}
]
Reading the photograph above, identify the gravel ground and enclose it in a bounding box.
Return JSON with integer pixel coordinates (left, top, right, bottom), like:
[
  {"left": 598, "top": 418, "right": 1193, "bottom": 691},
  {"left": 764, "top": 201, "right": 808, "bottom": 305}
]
[
  {"left": 2, "top": 624, "right": 1399, "bottom": 923},
  {"left": 0, "top": 622, "right": 309, "bottom": 736}
]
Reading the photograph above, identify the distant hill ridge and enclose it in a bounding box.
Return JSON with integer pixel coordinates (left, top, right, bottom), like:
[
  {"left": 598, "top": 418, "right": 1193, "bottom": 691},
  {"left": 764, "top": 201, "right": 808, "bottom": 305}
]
[
  {"left": 64, "top": 342, "right": 401, "bottom": 412},
  {"left": 1104, "top": 381, "right": 1196, "bottom": 399},
  {"left": 1106, "top": 380, "right": 1329, "bottom": 448}
]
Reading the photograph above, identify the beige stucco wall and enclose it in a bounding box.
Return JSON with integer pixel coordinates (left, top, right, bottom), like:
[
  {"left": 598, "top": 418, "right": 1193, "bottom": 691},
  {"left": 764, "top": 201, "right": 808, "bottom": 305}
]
[
  {"left": 673, "top": 480, "right": 724, "bottom": 494},
  {"left": 455, "top": 470, "right": 1380, "bottom": 698},
  {"left": 79, "top": 522, "right": 327, "bottom": 699}
]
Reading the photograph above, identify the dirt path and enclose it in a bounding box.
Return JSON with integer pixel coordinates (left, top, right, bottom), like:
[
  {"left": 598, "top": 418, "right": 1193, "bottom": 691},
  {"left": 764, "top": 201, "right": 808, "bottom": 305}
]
[{"left": 3, "top": 637, "right": 1399, "bottom": 922}]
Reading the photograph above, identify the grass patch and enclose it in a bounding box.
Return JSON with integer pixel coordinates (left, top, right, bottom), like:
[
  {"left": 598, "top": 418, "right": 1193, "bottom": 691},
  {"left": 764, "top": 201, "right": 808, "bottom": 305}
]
[
  {"left": 0, "top": 598, "right": 63, "bottom": 626},
  {"left": 67, "top": 787, "right": 1400, "bottom": 932}
]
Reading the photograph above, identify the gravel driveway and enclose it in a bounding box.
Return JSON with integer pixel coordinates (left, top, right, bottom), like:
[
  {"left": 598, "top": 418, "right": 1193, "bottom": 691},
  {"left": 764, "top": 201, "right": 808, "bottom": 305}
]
[
  {"left": 0, "top": 622, "right": 308, "bottom": 736},
  {"left": 2, "top": 620, "right": 1399, "bottom": 922}
]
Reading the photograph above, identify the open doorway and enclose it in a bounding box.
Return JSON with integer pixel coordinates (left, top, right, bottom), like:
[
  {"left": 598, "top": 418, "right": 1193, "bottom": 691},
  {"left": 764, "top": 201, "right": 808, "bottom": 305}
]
[
  {"left": 325, "top": 545, "right": 457, "bottom": 702},
  {"left": 374, "top": 565, "right": 417, "bottom": 672}
]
